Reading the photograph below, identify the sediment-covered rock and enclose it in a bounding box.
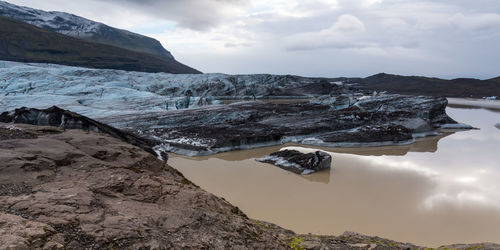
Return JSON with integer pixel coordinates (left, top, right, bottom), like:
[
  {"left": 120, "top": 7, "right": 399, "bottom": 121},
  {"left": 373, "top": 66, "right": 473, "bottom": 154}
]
[
  {"left": 1, "top": 94, "right": 466, "bottom": 157},
  {"left": 257, "top": 150, "right": 332, "bottom": 175},
  {"left": 305, "top": 125, "right": 414, "bottom": 147},
  {"left": 104, "top": 94, "right": 463, "bottom": 156}
]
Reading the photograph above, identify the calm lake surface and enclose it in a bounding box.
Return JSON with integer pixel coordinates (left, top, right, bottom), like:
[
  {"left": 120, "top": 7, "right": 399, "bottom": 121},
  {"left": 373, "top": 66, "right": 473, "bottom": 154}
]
[{"left": 169, "top": 103, "right": 500, "bottom": 247}]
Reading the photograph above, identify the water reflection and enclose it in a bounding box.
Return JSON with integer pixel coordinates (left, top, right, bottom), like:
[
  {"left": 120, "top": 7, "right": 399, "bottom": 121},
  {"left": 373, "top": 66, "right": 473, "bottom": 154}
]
[
  {"left": 447, "top": 98, "right": 500, "bottom": 113},
  {"left": 300, "top": 169, "right": 331, "bottom": 183},
  {"left": 294, "top": 131, "right": 456, "bottom": 156},
  {"left": 177, "top": 131, "right": 455, "bottom": 163},
  {"left": 169, "top": 106, "right": 500, "bottom": 247},
  {"left": 170, "top": 133, "right": 455, "bottom": 185}
]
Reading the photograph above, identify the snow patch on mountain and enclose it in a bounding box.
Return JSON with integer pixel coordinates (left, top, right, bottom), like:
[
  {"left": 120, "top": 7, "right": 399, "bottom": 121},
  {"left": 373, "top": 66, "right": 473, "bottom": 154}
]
[{"left": 0, "top": 1, "right": 102, "bottom": 37}]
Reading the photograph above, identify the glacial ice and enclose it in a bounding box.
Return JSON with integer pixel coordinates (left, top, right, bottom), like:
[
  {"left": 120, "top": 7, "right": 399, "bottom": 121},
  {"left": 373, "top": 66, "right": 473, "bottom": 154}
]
[
  {"left": 0, "top": 61, "right": 326, "bottom": 120},
  {"left": 0, "top": 61, "right": 472, "bottom": 157}
]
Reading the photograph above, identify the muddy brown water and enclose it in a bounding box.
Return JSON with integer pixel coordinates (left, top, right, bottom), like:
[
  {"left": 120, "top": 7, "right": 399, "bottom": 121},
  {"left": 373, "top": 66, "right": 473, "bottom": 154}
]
[{"left": 169, "top": 101, "right": 500, "bottom": 247}]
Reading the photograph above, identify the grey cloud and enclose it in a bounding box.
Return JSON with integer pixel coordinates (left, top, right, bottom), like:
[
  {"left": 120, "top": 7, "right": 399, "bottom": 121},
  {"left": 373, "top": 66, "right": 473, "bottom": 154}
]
[
  {"left": 280, "top": 0, "right": 500, "bottom": 53},
  {"left": 224, "top": 42, "right": 251, "bottom": 48},
  {"left": 450, "top": 13, "right": 500, "bottom": 31},
  {"left": 96, "top": 0, "right": 247, "bottom": 30},
  {"left": 285, "top": 14, "right": 368, "bottom": 51}
]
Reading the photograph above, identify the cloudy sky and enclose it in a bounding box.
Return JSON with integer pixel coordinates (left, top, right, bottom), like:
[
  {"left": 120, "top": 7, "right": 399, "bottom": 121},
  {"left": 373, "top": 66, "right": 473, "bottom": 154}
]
[{"left": 8, "top": 0, "right": 500, "bottom": 78}]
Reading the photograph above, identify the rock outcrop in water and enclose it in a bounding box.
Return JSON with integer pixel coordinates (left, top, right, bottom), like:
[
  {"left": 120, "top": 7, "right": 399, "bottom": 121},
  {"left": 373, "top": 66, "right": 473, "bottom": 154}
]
[
  {"left": 257, "top": 150, "right": 332, "bottom": 175},
  {"left": 0, "top": 106, "right": 161, "bottom": 160},
  {"left": 104, "top": 94, "right": 461, "bottom": 156}
]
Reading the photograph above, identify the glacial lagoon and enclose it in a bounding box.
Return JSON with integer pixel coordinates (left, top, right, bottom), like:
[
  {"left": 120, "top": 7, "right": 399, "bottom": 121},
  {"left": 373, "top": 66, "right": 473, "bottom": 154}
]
[{"left": 169, "top": 104, "right": 500, "bottom": 247}]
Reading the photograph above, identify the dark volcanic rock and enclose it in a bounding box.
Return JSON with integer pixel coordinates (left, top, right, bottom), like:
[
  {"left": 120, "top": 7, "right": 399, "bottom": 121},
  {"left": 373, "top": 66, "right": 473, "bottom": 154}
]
[
  {"left": 257, "top": 150, "right": 332, "bottom": 175},
  {"left": 101, "top": 94, "right": 463, "bottom": 156},
  {"left": 0, "top": 106, "right": 160, "bottom": 158}
]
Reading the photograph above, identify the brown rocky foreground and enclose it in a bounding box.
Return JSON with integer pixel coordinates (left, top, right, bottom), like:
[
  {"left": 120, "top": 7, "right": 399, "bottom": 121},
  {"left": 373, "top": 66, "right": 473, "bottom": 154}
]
[{"left": 1, "top": 123, "right": 499, "bottom": 249}]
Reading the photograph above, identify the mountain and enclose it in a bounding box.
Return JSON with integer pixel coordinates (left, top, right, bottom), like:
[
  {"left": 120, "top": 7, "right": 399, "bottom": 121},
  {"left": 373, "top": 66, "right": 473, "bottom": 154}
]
[
  {"left": 0, "top": 16, "right": 200, "bottom": 73},
  {"left": 0, "top": 0, "right": 174, "bottom": 59},
  {"left": 489, "top": 76, "right": 500, "bottom": 84},
  {"left": 351, "top": 73, "right": 500, "bottom": 98}
]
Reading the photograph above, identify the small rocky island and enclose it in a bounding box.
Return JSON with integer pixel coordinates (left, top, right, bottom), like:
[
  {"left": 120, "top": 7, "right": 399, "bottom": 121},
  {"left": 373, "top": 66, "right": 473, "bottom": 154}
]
[{"left": 257, "top": 150, "right": 332, "bottom": 175}]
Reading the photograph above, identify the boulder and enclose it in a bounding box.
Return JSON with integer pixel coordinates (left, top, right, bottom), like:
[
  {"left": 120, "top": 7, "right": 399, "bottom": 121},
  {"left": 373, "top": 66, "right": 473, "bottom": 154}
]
[{"left": 257, "top": 150, "right": 332, "bottom": 175}]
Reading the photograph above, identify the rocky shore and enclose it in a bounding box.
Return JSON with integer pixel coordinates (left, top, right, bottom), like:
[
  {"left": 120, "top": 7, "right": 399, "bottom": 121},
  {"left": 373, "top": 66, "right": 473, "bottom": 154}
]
[{"left": 2, "top": 123, "right": 499, "bottom": 249}]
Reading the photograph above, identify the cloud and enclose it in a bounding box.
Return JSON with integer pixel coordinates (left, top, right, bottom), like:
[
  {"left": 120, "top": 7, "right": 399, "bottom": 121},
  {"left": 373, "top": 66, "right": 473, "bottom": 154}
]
[
  {"left": 94, "top": 0, "right": 248, "bottom": 31},
  {"left": 4, "top": 0, "right": 500, "bottom": 78},
  {"left": 450, "top": 13, "right": 500, "bottom": 31},
  {"left": 285, "top": 14, "right": 367, "bottom": 51}
]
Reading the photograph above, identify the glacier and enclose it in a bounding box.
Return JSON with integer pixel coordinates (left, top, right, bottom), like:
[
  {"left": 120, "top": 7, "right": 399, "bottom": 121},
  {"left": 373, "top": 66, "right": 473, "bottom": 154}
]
[
  {"left": 0, "top": 61, "right": 470, "bottom": 156},
  {"left": 0, "top": 60, "right": 341, "bottom": 118}
]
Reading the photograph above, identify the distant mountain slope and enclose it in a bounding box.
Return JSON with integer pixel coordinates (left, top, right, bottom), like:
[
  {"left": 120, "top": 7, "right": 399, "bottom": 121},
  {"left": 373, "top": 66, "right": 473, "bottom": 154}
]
[
  {"left": 0, "top": 0, "right": 174, "bottom": 60},
  {"left": 0, "top": 16, "right": 200, "bottom": 73},
  {"left": 352, "top": 73, "right": 500, "bottom": 98},
  {"left": 489, "top": 76, "right": 500, "bottom": 84}
]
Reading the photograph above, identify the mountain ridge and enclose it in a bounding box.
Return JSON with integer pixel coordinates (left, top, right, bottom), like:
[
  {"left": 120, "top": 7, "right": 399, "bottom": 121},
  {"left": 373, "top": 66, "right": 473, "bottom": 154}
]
[
  {"left": 0, "top": 0, "right": 175, "bottom": 60},
  {"left": 344, "top": 72, "right": 500, "bottom": 98},
  {"left": 489, "top": 76, "right": 500, "bottom": 84},
  {"left": 0, "top": 16, "right": 201, "bottom": 74}
]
